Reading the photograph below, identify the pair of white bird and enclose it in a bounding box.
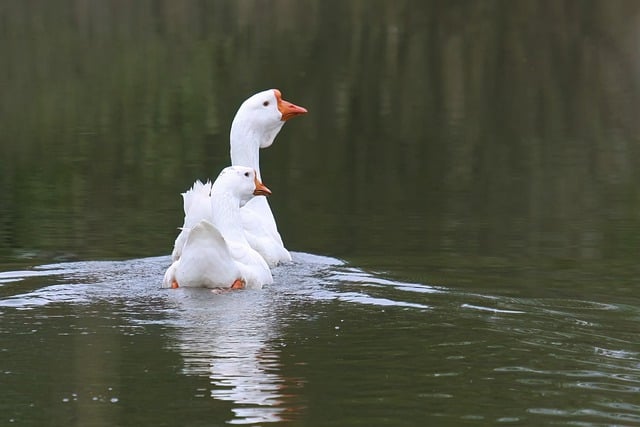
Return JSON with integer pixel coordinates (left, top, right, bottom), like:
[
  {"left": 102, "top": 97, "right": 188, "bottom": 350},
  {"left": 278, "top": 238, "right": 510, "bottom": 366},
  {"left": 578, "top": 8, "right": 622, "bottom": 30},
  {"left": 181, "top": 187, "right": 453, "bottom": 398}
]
[{"left": 162, "top": 89, "right": 308, "bottom": 290}]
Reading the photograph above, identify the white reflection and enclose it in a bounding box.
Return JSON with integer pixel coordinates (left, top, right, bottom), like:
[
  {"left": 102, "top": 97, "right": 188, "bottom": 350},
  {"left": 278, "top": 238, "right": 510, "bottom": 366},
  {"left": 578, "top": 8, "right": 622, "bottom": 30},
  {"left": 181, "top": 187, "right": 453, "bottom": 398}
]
[{"left": 165, "top": 277, "right": 303, "bottom": 424}]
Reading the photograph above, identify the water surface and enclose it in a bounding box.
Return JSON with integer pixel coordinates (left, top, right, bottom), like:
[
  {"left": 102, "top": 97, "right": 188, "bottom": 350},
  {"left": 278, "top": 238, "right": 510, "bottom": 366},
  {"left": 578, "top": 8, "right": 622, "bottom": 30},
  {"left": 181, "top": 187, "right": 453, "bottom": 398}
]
[{"left": 2, "top": 254, "right": 639, "bottom": 426}]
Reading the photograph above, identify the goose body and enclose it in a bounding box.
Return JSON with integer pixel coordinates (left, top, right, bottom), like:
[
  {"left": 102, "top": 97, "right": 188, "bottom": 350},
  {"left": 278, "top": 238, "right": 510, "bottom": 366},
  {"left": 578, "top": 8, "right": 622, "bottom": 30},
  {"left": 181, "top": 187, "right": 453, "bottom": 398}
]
[{"left": 164, "top": 166, "right": 273, "bottom": 289}]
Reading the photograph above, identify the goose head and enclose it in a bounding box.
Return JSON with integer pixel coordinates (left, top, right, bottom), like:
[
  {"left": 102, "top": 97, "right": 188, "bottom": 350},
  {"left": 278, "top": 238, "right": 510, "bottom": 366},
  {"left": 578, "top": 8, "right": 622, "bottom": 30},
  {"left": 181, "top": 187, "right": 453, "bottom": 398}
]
[
  {"left": 212, "top": 166, "right": 272, "bottom": 207},
  {"left": 230, "top": 89, "right": 308, "bottom": 154}
]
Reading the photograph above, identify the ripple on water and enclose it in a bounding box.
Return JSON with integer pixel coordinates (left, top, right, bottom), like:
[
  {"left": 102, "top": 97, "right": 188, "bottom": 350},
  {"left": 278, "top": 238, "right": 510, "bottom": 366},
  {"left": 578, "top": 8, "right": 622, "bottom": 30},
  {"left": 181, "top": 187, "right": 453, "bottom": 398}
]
[
  {"left": 1, "top": 253, "right": 640, "bottom": 426},
  {"left": 528, "top": 407, "right": 640, "bottom": 425}
]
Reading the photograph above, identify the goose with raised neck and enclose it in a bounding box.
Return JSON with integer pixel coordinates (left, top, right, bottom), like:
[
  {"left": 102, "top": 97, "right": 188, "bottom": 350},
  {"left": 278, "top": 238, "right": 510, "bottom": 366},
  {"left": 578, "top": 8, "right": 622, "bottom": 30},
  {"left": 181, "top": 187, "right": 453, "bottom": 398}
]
[{"left": 229, "top": 89, "right": 307, "bottom": 266}]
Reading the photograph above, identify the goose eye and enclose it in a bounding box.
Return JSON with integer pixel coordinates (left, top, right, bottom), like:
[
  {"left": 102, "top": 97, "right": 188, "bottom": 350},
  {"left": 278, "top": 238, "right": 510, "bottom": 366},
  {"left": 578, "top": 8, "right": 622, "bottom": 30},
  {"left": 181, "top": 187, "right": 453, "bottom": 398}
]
[
  {"left": 244, "top": 172, "right": 250, "bottom": 177},
  {"left": 263, "top": 101, "right": 269, "bottom": 107}
]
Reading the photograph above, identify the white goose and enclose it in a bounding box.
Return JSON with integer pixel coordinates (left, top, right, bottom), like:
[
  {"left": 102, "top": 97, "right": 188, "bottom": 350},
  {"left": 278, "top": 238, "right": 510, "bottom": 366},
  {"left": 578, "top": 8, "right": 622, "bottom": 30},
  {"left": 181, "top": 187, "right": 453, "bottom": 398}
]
[
  {"left": 230, "top": 89, "right": 307, "bottom": 266},
  {"left": 163, "top": 166, "right": 274, "bottom": 290}
]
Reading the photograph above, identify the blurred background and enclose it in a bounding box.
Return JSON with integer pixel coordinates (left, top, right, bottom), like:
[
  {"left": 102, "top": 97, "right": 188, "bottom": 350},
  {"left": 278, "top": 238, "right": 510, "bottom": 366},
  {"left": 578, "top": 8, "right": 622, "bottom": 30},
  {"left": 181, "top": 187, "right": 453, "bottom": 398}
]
[{"left": 2, "top": 0, "right": 640, "bottom": 294}]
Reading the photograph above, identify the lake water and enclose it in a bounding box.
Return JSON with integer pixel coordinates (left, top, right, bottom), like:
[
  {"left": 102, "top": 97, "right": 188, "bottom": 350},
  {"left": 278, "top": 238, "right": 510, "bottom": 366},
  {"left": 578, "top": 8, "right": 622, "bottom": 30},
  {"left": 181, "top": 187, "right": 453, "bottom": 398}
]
[{"left": 2, "top": 2, "right": 640, "bottom": 426}]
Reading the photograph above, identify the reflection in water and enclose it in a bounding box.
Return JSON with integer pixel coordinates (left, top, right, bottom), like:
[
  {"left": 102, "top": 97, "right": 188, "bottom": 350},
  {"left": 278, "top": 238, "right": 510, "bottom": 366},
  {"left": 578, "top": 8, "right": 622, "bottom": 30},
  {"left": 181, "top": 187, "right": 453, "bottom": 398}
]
[{"left": 165, "top": 289, "right": 300, "bottom": 424}]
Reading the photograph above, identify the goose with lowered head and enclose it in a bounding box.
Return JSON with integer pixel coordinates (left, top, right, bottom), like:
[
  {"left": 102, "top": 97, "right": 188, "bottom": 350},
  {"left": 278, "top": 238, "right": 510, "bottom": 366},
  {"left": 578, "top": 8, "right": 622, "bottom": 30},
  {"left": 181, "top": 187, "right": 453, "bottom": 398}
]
[
  {"left": 163, "top": 166, "right": 274, "bottom": 290},
  {"left": 230, "top": 89, "right": 307, "bottom": 267}
]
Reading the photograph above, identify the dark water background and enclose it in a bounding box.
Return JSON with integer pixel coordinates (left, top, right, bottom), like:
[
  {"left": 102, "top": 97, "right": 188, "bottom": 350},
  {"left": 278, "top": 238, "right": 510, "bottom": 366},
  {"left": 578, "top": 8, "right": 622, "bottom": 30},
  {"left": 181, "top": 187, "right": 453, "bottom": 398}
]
[{"left": 1, "top": 1, "right": 640, "bottom": 426}]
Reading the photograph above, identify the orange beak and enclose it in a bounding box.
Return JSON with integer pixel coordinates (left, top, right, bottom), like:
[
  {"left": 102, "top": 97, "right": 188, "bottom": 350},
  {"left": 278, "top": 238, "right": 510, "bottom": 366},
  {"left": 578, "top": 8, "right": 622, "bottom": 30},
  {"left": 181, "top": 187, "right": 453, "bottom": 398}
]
[
  {"left": 275, "top": 89, "right": 308, "bottom": 121},
  {"left": 253, "top": 173, "right": 272, "bottom": 196}
]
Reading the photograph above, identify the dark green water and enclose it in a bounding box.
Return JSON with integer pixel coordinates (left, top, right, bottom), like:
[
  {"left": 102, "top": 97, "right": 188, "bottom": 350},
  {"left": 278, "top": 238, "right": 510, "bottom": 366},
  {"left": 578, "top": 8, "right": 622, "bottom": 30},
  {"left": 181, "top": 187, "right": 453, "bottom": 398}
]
[{"left": 2, "top": 1, "right": 640, "bottom": 426}]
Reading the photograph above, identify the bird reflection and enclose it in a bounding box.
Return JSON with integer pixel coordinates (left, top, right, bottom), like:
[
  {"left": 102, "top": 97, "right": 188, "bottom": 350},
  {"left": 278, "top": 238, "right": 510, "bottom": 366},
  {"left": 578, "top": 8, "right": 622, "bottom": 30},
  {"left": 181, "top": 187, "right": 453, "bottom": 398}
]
[{"left": 165, "top": 288, "right": 303, "bottom": 424}]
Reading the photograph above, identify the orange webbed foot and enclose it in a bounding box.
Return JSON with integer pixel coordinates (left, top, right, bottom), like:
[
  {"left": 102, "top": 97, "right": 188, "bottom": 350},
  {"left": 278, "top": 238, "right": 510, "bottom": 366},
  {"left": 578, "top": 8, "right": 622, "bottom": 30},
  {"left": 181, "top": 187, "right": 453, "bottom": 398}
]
[{"left": 230, "top": 279, "right": 245, "bottom": 290}]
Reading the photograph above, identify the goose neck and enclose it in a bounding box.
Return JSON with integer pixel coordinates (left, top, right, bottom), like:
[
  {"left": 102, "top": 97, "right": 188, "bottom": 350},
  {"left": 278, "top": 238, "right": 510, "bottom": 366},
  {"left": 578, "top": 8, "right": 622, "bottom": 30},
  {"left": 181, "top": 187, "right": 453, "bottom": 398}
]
[{"left": 210, "top": 191, "right": 247, "bottom": 244}]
